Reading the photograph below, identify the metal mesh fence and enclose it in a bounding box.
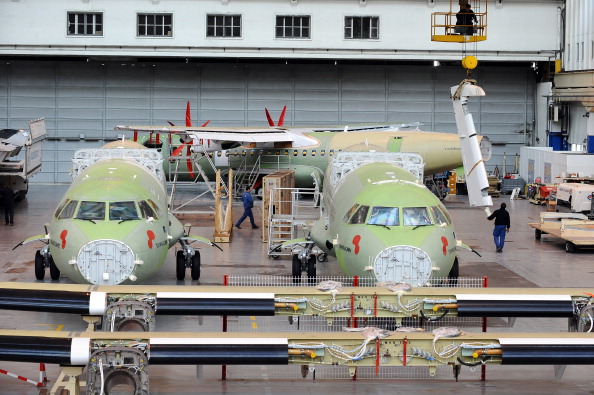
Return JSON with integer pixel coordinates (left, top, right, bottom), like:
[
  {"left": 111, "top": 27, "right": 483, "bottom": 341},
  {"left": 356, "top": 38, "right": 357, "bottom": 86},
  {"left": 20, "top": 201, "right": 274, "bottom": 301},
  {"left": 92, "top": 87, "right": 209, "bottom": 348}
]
[
  {"left": 223, "top": 275, "right": 487, "bottom": 380},
  {"left": 225, "top": 275, "right": 486, "bottom": 288}
]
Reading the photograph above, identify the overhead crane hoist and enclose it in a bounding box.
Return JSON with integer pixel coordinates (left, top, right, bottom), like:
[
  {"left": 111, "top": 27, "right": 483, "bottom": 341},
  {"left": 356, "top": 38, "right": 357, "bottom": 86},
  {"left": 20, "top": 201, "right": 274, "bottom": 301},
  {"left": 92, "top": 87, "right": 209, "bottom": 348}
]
[
  {"left": 431, "top": 0, "right": 487, "bottom": 73},
  {"left": 2, "top": 282, "right": 594, "bottom": 332}
]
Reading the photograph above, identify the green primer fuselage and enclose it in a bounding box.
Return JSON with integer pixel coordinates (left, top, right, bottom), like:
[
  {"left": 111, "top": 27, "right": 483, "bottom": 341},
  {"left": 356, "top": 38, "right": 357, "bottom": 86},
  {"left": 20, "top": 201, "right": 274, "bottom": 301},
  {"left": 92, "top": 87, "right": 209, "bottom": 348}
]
[
  {"left": 50, "top": 158, "right": 183, "bottom": 285},
  {"left": 157, "top": 130, "right": 468, "bottom": 187},
  {"left": 310, "top": 161, "right": 456, "bottom": 283}
]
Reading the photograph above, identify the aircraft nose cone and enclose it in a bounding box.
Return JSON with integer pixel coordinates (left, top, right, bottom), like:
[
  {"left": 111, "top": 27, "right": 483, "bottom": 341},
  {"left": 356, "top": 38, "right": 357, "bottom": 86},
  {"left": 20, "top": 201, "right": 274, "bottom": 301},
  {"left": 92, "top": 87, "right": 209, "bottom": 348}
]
[
  {"left": 373, "top": 245, "right": 432, "bottom": 287},
  {"left": 77, "top": 239, "right": 135, "bottom": 285}
]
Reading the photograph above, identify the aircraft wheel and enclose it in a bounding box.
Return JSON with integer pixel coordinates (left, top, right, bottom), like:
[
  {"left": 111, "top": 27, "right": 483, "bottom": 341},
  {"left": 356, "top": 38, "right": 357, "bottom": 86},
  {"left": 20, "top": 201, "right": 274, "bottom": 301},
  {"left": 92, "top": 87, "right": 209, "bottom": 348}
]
[
  {"left": 176, "top": 250, "right": 186, "bottom": 280},
  {"left": 317, "top": 253, "right": 327, "bottom": 262},
  {"left": 49, "top": 256, "right": 60, "bottom": 280},
  {"left": 565, "top": 241, "right": 576, "bottom": 253},
  {"left": 535, "top": 229, "right": 542, "bottom": 240},
  {"left": 306, "top": 255, "right": 316, "bottom": 284},
  {"left": 270, "top": 245, "right": 281, "bottom": 260},
  {"left": 15, "top": 188, "right": 27, "bottom": 202},
  {"left": 34, "top": 250, "right": 45, "bottom": 280},
  {"left": 292, "top": 255, "right": 301, "bottom": 284},
  {"left": 191, "top": 251, "right": 201, "bottom": 281},
  {"left": 447, "top": 258, "right": 459, "bottom": 286}
]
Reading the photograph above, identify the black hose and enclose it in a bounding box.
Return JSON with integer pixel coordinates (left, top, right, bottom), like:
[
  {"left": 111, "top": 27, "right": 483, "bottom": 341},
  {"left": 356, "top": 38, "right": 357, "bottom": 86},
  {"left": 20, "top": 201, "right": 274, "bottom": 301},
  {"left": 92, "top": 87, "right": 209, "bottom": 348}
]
[
  {"left": 457, "top": 356, "right": 486, "bottom": 367},
  {"left": 419, "top": 309, "right": 448, "bottom": 322}
]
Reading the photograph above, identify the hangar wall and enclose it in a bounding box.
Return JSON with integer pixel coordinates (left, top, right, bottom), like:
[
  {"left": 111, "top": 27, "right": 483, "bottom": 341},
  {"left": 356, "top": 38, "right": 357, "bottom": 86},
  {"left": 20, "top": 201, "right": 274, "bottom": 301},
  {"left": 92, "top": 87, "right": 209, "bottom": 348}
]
[{"left": 0, "top": 60, "right": 535, "bottom": 182}]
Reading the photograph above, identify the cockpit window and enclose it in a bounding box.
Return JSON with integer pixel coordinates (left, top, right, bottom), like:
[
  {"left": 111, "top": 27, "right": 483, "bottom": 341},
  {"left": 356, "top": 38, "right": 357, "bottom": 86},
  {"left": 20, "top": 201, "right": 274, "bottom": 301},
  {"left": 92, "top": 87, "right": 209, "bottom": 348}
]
[
  {"left": 109, "top": 201, "right": 139, "bottom": 221},
  {"left": 368, "top": 206, "right": 399, "bottom": 226},
  {"left": 55, "top": 199, "right": 71, "bottom": 219},
  {"left": 147, "top": 199, "right": 161, "bottom": 216},
  {"left": 57, "top": 200, "right": 78, "bottom": 220},
  {"left": 76, "top": 201, "right": 106, "bottom": 221},
  {"left": 348, "top": 205, "right": 369, "bottom": 225},
  {"left": 403, "top": 207, "right": 432, "bottom": 226},
  {"left": 343, "top": 204, "right": 360, "bottom": 223},
  {"left": 138, "top": 200, "right": 157, "bottom": 219},
  {"left": 430, "top": 205, "right": 450, "bottom": 225}
]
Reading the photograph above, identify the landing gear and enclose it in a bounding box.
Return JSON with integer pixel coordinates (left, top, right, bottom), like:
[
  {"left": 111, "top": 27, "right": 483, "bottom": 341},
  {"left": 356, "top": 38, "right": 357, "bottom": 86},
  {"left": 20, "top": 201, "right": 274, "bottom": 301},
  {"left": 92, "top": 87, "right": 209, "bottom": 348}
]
[
  {"left": 49, "top": 256, "right": 60, "bottom": 280},
  {"left": 176, "top": 250, "right": 186, "bottom": 280},
  {"left": 565, "top": 241, "right": 576, "bottom": 253},
  {"left": 34, "top": 250, "right": 45, "bottom": 280},
  {"left": 34, "top": 247, "right": 56, "bottom": 281},
  {"left": 447, "top": 257, "right": 459, "bottom": 286},
  {"left": 176, "top": 242, "right": 200, "bottom": 281},
  {"left": 292, "top": 253, "right": 317, "bottom": 284},
  {"left": 191, "top": 251, "right": 201, "bottom": 280},
  {"left": 306, "top": 255, "right": 316, "bottom": 284},
  {"left": 292, "top": 255, "right": 302, "bottom": 284},
  {"left": 535, "top": 229, "right": 542, "bottom": 240}
]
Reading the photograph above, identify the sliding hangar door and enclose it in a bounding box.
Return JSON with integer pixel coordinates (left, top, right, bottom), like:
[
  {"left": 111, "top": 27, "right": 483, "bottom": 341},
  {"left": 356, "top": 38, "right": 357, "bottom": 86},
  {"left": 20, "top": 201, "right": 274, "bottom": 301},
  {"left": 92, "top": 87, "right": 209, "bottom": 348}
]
[{"left": 0, "top": 60, "right": 534, "bottom": 182}]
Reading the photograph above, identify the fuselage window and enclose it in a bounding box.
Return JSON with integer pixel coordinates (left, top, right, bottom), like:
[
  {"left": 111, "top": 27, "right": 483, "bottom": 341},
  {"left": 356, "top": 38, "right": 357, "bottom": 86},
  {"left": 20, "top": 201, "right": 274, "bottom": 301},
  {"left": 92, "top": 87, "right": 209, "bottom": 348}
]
[
  {"left": 430, "top": 205, "right": 450, "bottom": 225},
  {"left": 54, "top": 199, "right": 71, "bottom": 218},
  {"left": 109, "top": 201, "right": 140, "bottom": 221},
  {"left": 343, "top": 204, "right": 360, "bottom": 222},
  {"left": 348, "top": 205, "right": 369, "bottom": 225},
  {"left": 138, "top": 200, "right": 157, "bottom": 219},
  {"left": 368, "top": 206, "right": 399, "bottom": 226},
  {"left": 76, "top": 201, "right": 105, "bottom": 221},
  {"left": 403, "top": 207, "right": 432, "bottom": 226},
  {"left": 58, "top": 200, "right": 79, "bottom": 220}
]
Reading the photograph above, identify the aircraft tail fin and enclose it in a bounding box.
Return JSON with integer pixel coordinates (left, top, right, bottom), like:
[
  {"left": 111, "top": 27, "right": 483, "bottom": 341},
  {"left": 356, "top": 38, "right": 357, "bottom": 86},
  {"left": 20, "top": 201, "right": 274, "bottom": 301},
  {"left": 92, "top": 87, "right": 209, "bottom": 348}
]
[
  {"left": 265, "top": 106, "right": 287, "bottom": 126},
  {"left": 265, "top": 108, "right": 274, "bottom": 126},
  {"left": 451, "top": 79, "right": 493, "bottom": 208},
  {"left": 185, "top": 101, "right": 192, "bottom": 127},
  {"left": 278, "top": 106, "right": 287, "bottom": 126}
]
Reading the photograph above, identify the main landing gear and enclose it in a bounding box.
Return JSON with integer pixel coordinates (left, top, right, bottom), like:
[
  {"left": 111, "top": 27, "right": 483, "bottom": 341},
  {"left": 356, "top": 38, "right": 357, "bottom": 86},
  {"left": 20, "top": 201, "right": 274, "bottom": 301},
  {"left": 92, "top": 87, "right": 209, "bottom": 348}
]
[{"left": 34, "top": 245, "right": 60, "bottom": 280}]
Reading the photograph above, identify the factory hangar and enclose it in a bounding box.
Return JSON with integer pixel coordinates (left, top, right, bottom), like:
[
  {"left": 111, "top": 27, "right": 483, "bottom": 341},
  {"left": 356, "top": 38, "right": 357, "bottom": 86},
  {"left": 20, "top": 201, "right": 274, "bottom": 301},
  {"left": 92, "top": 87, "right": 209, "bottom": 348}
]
[{"left": 2, "top": 1, "right": 594, "bottom": 394}]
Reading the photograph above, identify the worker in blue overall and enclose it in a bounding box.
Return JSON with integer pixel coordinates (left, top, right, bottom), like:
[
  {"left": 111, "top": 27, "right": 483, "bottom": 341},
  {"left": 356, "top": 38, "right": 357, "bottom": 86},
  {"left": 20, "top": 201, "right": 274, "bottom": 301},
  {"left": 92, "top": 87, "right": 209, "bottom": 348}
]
[{"left": 235, "top": 186, "right": 259, "bottom": 229}]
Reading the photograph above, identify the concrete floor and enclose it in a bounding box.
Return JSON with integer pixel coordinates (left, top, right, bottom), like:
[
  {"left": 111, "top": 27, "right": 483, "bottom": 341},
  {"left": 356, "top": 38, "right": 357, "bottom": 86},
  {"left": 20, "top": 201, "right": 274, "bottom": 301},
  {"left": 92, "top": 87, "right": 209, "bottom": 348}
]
[{"left": 1, "top": 184, "right": 594, "bottom": 394}]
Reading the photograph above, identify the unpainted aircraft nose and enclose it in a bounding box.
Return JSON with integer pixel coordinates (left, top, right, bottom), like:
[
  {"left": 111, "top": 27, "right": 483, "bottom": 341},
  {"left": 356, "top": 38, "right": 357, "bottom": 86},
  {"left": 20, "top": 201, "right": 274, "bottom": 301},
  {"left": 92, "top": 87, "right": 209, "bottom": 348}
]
[
  {"left": 373, "top": 245, "right": 432, "bottom": 287},
  {"left": 76, "top": 239, "right": 135, "bottom": 285}
]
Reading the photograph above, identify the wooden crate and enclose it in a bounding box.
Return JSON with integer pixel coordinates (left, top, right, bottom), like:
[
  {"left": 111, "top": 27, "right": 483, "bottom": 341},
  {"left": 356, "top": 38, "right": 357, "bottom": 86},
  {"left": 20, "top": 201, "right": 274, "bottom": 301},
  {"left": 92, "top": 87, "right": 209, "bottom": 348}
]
[{"left": 262, "top": 170, "right": 295, "bottom": 242}]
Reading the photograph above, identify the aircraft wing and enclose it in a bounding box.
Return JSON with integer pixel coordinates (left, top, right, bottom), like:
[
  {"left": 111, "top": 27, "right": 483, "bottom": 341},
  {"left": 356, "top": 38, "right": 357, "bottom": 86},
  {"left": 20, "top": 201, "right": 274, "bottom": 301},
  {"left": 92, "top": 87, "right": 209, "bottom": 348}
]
[
  {"left": 181, "top": 235, "right": 223, "bottom": 251},
  {"left": 115, "top": 125, "right": 294, "bottom": 143},
  {"left": 13, "top": 234, "right": 48, "bottom": 250}
]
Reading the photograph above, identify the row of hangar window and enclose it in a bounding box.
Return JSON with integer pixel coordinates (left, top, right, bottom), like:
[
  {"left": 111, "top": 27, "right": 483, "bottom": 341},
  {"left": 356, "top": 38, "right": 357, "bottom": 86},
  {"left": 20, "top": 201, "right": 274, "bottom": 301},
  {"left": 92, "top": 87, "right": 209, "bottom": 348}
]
[
  {"left": 68, "top": 13, "right": 379, "bottom": 39},
  {"left": 55, "top": 199, "right": 161, "bottom": 222},
  {"left": 344, "top": 204, "right": 452, "bottom": 227}
]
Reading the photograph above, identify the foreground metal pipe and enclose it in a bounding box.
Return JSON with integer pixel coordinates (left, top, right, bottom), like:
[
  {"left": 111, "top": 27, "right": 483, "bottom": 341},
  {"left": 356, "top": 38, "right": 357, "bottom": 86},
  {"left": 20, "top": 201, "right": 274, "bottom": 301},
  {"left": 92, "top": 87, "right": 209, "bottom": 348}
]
[
  {"left": 155, "top": 292, "right": 275, "bottom": 316},
  {"left": 456, "top": 294, "right": 574, "bottom": 317}
]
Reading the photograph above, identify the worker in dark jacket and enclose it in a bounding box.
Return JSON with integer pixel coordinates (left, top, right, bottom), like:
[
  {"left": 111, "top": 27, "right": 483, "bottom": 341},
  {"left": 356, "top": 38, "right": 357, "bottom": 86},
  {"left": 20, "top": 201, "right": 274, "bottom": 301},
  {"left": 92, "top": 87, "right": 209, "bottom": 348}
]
[
  {"left": 235, "top": 186, "right": 259, "bottom": 229},
  {"left": 0, "top": 184, "right": 15, "bottom": 226},
  {"left": 487, "top": 202, "right": 510, "bottom": 252}
]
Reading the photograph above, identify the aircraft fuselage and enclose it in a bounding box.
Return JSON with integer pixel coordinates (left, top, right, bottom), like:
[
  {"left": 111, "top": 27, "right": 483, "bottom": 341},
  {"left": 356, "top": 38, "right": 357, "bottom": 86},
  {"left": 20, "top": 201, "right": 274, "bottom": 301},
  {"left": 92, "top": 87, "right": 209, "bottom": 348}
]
[
  {"left": 310, "top": 160, "right": 456, "bottom": 286},
  {"left": 157, "top": 130, "right": 478, "bottom": 188},
  {"left": 49, "top": 156, "right": 183, "bottom": 285}
]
